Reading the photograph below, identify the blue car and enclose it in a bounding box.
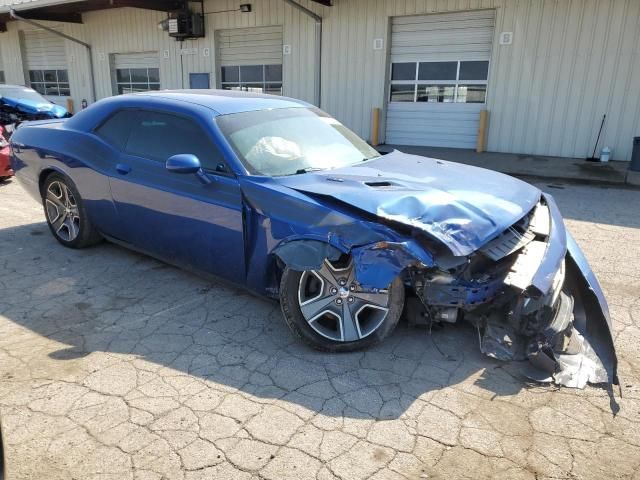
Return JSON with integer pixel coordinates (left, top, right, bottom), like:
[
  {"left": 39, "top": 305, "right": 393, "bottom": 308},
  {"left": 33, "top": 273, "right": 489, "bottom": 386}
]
[
  {"left": 10, "top": 90, "right": 617, "bottom": 388},
  {"left": 0, "top": 84, "right": 70, "bottom": 128}
]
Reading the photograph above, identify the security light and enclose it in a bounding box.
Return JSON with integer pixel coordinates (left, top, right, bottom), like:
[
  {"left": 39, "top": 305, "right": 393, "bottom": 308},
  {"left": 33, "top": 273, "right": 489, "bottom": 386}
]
[{"left": 240, "top": 4, "right": 252, "bottom": 13}]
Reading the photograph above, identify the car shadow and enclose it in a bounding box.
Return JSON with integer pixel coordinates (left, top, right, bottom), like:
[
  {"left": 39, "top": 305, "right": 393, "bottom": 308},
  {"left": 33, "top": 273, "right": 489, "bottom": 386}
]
[{"left": 0, "top": 221, "right": 536, "bottom": 421}]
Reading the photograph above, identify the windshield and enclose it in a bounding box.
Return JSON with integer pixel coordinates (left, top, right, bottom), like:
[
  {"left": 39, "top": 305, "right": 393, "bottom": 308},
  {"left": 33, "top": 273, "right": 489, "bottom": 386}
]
[
  {"left": 0, "top": 87, "right": 49, "bottom": 104},
  {"left": 216, "top": 107, "right": 380, "bottom": 176}
]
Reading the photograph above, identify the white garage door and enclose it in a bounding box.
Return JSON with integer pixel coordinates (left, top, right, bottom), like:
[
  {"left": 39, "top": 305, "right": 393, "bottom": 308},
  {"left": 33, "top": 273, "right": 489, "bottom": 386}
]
[
  {"left": 386, "top": 10, "right": 495, "bottom": 148},
  {"left": 21, "top": 29, "right": 70, "bottom": 100},
  {"left": 112, "top": 52, "right": 160, "bottom": 95},
  {"left": 216, "top": 26, "right": 283, "bottom": 95}
]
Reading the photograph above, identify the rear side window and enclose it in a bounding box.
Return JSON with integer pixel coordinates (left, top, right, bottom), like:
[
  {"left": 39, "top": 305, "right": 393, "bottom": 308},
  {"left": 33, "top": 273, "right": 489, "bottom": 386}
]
[
  {"left": 95, "top": 110, "right": 137, "bottom": 150},
  {"left": 125, "top": 110, "right": 226, "bottom": 172}
]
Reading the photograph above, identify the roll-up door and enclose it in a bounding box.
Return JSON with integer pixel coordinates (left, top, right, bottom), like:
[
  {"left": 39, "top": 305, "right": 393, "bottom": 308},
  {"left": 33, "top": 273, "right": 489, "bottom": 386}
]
[
  {"left": 216, "top": 26, "right": 283, "bottom": 95},
  {"left": 386, "top": 10, "right": 495, "bottom": 148},
  {"left": 112, "top": 52, "right": 160, "bottom": 95},
  {"left": 21, "top": 29, "right": 70, "bottom": 99}
]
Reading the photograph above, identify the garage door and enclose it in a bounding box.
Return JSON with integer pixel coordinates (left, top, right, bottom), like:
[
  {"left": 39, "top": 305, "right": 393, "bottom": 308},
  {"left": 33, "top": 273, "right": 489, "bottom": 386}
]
[
  {"left": 21, "top": 29, "right": 70, "bottom": 100},
  {"left": 386, "top": 10, "right": 495, "bottom": 148},
  {"left": 112, "top": 52, "right": 160, "bottom": 95},
  {"left": 216, "top": 26, "right": 283, "bottom": 95}
]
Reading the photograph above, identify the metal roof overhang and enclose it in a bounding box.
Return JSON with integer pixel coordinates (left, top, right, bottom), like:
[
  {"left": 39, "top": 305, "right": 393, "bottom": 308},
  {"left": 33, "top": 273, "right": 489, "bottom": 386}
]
[{"left": 0, "top": 0, "right": 332, "bottom": 32}]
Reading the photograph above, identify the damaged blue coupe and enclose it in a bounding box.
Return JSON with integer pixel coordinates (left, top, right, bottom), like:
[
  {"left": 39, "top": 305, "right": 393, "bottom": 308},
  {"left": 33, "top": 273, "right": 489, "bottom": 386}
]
[
  {"left": 0, "top": 84, "right": 70, "bottom": 128},
  {"left": 10, "top": 90, "right": 617, "bottom": 388}
]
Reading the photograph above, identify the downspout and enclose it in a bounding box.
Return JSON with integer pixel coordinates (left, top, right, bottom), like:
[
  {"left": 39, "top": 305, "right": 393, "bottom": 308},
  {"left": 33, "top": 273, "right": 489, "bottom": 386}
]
[
  {"left": 282, "top": 0, "right": 322, "bottom": 107},
  {"left": 9, "top": 9, "right": 97, "bottom": 104}
]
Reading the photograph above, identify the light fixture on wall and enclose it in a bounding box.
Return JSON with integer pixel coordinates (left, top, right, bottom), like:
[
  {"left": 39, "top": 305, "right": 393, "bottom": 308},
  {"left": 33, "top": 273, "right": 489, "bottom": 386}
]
[
  {"left": 157, "top": 18, "right": 169, "bottom": 31},
  {"left": 204, "top": 4, "right": 252, "bottom": 15}
]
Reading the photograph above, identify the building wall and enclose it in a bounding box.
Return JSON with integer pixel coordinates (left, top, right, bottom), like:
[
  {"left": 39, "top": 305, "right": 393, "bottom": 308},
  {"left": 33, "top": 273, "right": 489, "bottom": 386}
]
[
  {"left": 320, "top": 0, "right": 640, "bottom": 161},
  {"left": 1, "top": 0, "right": 639, "bottom": 160},
  {"left": 0, "top": 0, "right": 321, "bottom": 108}
]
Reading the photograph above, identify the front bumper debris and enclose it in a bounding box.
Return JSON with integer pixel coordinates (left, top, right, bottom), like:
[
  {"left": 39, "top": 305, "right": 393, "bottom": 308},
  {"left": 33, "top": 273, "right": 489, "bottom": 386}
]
[{"left": 413, "top": 194, "right": 617, "bottom": 389}]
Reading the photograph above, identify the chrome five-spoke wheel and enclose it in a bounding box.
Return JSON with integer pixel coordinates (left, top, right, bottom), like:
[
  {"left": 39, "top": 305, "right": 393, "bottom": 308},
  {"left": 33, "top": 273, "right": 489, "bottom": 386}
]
[
  {"left": 280, "top": 258, "right": 404, "bottom": 352},
  {"left": 45, "top": 180, "right": 81, "bottom": 242},
  {"left": 41, "top": 173, "right": 102, "bottom": 249},
  {"left": 298, "top": 260, "right": 391, "bottom": 342}
]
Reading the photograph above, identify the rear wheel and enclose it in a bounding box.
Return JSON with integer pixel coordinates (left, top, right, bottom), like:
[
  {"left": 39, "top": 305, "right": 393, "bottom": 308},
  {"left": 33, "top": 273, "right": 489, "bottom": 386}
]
[
  {"left": 42, "top": 173, "right": 102, "bottom": 248},
  {"left": 280, "top": 258, "right": 404, "bottom": 352}
]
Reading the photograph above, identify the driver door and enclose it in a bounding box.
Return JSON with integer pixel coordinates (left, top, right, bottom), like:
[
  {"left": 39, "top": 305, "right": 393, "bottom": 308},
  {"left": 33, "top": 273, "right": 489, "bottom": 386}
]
[{"left": 102, "top": 108, "right": 246, "bottom": 284}]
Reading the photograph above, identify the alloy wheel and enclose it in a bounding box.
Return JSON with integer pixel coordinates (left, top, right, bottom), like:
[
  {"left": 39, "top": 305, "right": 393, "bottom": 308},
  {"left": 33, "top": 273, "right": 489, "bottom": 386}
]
[
  {"left": 45, "top": 180, "right": 80, "bottom": 242},
  {"left": 297, "top": 260, "right": 391, "bottom": 342}
]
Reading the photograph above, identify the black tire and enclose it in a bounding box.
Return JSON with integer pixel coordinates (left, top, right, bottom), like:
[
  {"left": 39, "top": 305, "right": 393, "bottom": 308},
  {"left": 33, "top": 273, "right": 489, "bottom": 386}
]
[
  {"left": 42, "top": 172, "right": 102, "bottom": 249},
  {"left": 279, "top": 264, "right": 405, "bottom": 352}
]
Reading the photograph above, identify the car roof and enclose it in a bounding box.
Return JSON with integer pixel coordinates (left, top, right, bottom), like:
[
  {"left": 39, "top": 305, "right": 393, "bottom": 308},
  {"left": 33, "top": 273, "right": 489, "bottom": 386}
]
[{"left": 130, "top": 89, "right": 312, "bottom": 116}]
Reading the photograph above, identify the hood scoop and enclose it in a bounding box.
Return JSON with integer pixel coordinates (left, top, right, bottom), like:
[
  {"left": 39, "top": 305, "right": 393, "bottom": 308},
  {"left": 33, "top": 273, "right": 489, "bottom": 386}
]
[{"left": 364, "top": 180, "right": 403, "bottom": 189}]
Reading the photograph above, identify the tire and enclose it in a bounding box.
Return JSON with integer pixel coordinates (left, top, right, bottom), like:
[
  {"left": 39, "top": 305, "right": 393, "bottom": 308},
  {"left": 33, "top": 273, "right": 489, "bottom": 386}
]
[
  {"left": 42, "top": 172, "right": 102, "bottom": 249},
  {"left": 280, "top": 259, "right": 405, "bottom": 352}
]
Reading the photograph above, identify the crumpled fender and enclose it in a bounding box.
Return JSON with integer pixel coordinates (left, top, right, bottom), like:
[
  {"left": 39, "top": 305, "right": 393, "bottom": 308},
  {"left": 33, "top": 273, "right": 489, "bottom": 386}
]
[
  {"left": 272, "top": 238, "right": 434, "bottom": 290},
  {"left": 241, "top": 176, "right": 436, "bottom": 292},
  {"left": 351, "top": 240, "right": 434, "bottom": 289},
  {"left": 272, "top": 239, "right": 343, "bottom": 271}
]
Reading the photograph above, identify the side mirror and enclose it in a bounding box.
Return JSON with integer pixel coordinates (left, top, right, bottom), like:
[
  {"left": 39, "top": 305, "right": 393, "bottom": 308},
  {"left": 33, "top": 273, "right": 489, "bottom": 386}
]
[{"left": 166, "top": 154, "right": 202, "bottom": 174}]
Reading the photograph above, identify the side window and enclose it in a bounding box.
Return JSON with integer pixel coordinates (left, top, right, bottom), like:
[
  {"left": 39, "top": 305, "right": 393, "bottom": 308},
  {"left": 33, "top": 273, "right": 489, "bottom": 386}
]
[
  {"left": 125, "top": 111, "right": 228, "bottom": 172},
  {"left": 95, "top": 110, "right": 139, "bottom": 150}
]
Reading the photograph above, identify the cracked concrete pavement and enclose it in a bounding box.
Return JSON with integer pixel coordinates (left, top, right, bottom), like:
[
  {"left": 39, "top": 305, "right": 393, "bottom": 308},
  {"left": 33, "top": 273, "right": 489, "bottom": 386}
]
[{"left": 1, "top": 177, "right": 640, "bottom": 480}]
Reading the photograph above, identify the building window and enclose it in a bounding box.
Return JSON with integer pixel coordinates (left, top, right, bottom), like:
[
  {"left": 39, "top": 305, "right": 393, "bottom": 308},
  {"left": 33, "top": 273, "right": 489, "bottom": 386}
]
[
  {"left": 28, "top": 70, "right": 71, "bottom": 96},
  {"left": 0, "top": 71, "right": 5, "bottom": 83},
  {"left": 115, "top": 68, "right": 160, "bottom": 95},
  {"left": 389, "top": 60, "right": 489, "bottom": 104},
  {"left": 220, "top": 64, "right": 282, "bottom": 95}
]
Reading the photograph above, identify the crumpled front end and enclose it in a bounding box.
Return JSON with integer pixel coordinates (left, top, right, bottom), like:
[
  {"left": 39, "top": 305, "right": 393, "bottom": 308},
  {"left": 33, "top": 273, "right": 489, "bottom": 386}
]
[
  {"left": 406, "top": 193, "right": 617, "bottom": 388},
  {"left": 1, "top": 97, "right": 70, "bottom": 127},
  {"left": 242, "top": 172, "right": 616, "bottom": 388}
]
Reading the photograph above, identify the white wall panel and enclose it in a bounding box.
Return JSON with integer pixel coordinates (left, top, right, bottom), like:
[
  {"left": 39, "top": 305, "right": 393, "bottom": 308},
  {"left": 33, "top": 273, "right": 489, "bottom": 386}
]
[
  {"left": 0, "top": 0, "right": 320, "bottom": 107},
  {"left": 321, "top": 0, "right": 640, "bottom": 161},
  {"left": 0, "top": 0, "right": 638, "bottom": 159}
]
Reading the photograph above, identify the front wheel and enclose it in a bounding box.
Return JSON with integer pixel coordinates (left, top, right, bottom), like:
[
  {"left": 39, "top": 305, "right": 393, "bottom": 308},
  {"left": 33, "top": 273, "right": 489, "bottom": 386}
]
[
  {"left": 279, "top": 259, "right": 405, "bottom": 352},
  {"left": 42, "top": 173, "right": 102, "bottom": 248}
]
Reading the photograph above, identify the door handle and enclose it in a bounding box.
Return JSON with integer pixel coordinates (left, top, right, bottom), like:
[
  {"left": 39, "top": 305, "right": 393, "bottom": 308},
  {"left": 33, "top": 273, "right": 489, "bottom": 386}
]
[{"left": 116, "top": 163, "right": 131, "bottom": 175}]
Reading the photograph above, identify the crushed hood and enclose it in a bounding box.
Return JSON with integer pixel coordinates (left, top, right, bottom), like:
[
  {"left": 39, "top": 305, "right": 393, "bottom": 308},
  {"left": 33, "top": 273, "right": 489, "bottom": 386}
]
[{"left": 276, "top": 151, "right": 541, "bottom": 256}]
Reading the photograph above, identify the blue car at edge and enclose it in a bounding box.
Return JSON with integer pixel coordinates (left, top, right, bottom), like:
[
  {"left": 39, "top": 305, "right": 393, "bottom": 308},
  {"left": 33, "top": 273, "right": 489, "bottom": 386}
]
[{"left": 10, "top": 90, "right": 617, "bottom": 388}]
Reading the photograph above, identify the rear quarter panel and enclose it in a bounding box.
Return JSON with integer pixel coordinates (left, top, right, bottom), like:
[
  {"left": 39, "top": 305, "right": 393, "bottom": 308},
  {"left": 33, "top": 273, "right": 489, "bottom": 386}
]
[{"left": 11, "top": 121, "right": 119, "bottom": 235}]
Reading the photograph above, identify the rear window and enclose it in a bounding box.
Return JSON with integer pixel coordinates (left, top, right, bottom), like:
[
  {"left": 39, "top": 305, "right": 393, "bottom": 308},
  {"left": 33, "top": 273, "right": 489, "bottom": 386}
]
[{"left": 95, "top": 110, "right": 137, "bottom": 150}]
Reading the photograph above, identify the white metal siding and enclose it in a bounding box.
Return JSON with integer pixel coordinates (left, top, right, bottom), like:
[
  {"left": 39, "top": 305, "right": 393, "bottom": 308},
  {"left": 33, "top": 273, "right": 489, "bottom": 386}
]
[
  {"left": 386, "top": 10, "right": 494, "bottom": 148},
  {"left": 320, "top": 0, "right": 640, "bottom": 161},
  {"left": 216, "top": 25, "right": 283, "bottom": 66},
  {"left": 1, "top": 0, "right": 639, "bottom": 160},
  {"left": 0, "top": 0, "right": 320, "bottom": 106},
  {"left": 21, "top": 29, "right": 67, "bottom": 70}
]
